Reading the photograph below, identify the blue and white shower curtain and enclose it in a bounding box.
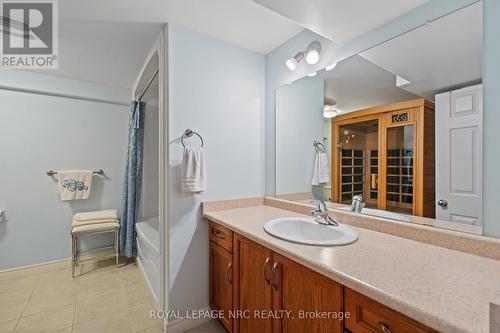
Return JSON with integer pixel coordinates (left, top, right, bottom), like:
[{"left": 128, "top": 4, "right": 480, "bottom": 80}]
[{"left": 120, "top": 100, "right": 145, "bottom": 257}]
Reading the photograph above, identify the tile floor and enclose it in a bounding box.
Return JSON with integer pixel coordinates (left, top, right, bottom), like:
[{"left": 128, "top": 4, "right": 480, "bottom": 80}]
[
  {"left": 183, "top": 321, "right": 225, "bottom": 333},
  {"left": 0, "top": 259, "right": 163, "bottom": 333}
]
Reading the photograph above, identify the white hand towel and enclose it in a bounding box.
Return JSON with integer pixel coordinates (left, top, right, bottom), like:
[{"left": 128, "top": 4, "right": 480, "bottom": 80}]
[
  {"left": 181, "top": 146, "right": 207, "bottom": 194},
  {"left": 312, "top": 153, "right": 330, "bottom": 185},
  {"left": 57, "top": 170, "right": 93, "bottom": 201}
]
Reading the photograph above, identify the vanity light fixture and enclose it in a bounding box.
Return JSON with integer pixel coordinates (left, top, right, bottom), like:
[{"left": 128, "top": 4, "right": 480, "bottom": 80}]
[
  {"left": 286, "top": 51, "right": 305, "bottom": 71},
  {"left": 325, "top": 62, "right": 338, "bottom": 71},
  {"left": 305, "top": 41, "right": 321, "bottom": 65},
  {"left": 308, "top": 72, "right": 317, "bottom": 77},
  {"left": 285, "top": 41, "right": 322, "bottom": 71}
]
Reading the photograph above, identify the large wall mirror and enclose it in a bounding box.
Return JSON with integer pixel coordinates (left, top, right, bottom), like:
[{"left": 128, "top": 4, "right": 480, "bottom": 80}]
[{"left": 275, "top": 2, "right": 483, "bottom": 234}]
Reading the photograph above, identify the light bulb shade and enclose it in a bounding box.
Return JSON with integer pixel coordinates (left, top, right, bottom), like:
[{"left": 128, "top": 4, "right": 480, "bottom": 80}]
[
  {"left": 323, "top": 104, "right": 338, "bottom": 118},
  {"left": 323, "top": 110, "right": 337, "bottom": 118},
  {"left": 325, "top": 62, "right": 337, "bottom": 71},
  {"left": 286, "top": 51, "right": 304, "bottom": 71},
  {"left": 305, "top": 41, "right": 321, "bottom": 65}
]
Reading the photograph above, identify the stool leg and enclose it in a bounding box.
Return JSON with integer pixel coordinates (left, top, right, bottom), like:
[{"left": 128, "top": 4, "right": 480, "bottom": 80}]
[
  {"left": 115, "top": 230, "right": 119, "bottom": 267},
  {"left": 71, "top": 234, "right": 75, "bottom": 278}
]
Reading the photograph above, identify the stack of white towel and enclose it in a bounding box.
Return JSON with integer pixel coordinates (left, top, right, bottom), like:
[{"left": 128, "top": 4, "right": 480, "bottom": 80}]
[
  {"left": 312, "top": 152, "right": 330, "bottom": 185},
  {"left": 72, "top": 209, "right": 119, "bottom": 228}
]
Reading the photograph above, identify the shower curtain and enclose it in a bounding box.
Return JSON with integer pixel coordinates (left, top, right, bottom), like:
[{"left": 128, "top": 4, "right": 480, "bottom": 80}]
[{"left": 120, "top": 100, "right": 145, "bottom": 257}]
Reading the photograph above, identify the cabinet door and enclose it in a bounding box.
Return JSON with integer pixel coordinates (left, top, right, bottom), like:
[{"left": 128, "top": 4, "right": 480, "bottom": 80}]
[
  {"left": 209, "top": 242, "right": 233, "bottom": 332},
  {"left": 233, "top": 235, "right": 273, "bottom": 333},
  {"left": 272, "top": 253, "right": 343, "bottom": 333}
]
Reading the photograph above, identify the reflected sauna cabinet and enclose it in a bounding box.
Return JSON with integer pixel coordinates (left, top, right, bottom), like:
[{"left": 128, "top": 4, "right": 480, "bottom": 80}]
[{"left": 332, "top": 99, "right": 435, "bottom": 218}]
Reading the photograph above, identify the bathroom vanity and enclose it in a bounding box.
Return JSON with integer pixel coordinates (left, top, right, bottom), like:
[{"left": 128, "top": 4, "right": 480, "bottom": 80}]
[
  {"left": 204, "top": 198, "right": 500, "bottom": 333},
  {"left": 208, "top": 221, "right": 436, "bottom": 333}
]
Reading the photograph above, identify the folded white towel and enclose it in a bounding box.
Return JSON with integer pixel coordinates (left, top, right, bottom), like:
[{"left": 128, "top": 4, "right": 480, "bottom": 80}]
[
  {"left": 57, "top": 170, "right": 93, "bottom": 201},
  {"left": 312, "top": 153, "right": 330, "bottom": 185},
  {"left": 181, "top": 146, "right": 207, "bottom": 194},
  {"left": 73, "top": 209, "right": 119, "bottom": 222},
  {"left": 72, "top": 219, "right": 119, "bottom": 228}
]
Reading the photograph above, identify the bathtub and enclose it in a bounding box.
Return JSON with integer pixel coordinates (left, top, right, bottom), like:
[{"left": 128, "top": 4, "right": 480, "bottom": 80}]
[{"left": 136, "top": 216, "right": 160, "bottom": 308}]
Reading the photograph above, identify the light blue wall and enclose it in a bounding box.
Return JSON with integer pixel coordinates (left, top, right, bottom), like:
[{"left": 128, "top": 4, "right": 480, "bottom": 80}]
[
  {"left": 167, "top": 25, "right": 265, "bottom": 313},
  {"left": 482, "top": 0, "right": 500, "bottom": 238},
  {"left": 276, "top": 76, "right": 324, "bottom": 195},
  {"left": 0, "top": 72, "right": 130, "bottom": 270},
  {"left": 265, "top": 0, "right": 478, "bottom": 196}
]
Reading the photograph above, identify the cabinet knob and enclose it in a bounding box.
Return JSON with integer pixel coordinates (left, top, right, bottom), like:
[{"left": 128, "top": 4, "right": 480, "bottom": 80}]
[
  {"left": 379, "top": 322, "right": 393, "bottom": 333},
  {"left": 262, "top": 257, "right": 271, "bottom": 284},
  {"left": 214, "top": 230, "right": 225, "bottom": 239}
]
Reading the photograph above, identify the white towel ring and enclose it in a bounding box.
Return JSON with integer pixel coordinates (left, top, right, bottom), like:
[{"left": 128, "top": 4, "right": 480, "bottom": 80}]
[{"left": 181, "top": 129, "right": 204, "bottom": 148}]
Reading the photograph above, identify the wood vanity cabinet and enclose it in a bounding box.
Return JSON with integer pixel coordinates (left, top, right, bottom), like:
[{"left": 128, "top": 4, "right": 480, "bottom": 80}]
[
  {"left": 209, "top": 222, "right": 234, "bottom": 332},
  {"left": 232, "top": 234, "right": 343, "bottom": 333},
  {"left": 209, "top": 242, "right": 233, "bottom": 332},
  {"left": 208, "top": 221, "right": 438, "bottom": 333},
  {"left": 272, "top": 253, "right": 343, "bottom": 333},
  {"left": 233, "top": 234, "right": 274, "bottom": 332}
]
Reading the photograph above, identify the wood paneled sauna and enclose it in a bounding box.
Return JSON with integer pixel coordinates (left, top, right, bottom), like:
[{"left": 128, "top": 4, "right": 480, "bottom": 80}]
[{"left": 332, "top": 99, "right": 435, "bottom": 218}]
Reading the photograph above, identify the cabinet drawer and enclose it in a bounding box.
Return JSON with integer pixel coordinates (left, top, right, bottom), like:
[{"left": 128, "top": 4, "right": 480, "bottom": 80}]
[
  {"left": 209, "top": 221, "right": 233, "bottom": 252},
  {"left": 344, "top": 288, "right": 438, "bottom": 333}
]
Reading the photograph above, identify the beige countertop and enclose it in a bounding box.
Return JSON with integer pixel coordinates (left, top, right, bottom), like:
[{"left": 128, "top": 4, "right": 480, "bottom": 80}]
[{"left": 204, "top": 205, "right": 500, "bottom": 333}]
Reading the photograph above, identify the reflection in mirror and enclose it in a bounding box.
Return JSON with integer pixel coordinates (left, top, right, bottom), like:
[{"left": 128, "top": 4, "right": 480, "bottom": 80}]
[{"left": 274, "top": 2, "right": 483, "bottom": 234}]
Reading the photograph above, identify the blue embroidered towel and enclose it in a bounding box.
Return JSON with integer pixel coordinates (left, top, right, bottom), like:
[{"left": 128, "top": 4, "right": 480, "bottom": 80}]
[{"left": 57, "top": 170, "right": 93, "bottom": 201}]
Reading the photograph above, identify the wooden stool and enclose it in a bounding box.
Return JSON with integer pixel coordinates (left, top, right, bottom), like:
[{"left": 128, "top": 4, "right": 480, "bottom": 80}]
[{"left": 71, "top": 222, "right": 120, "bottom": 278}]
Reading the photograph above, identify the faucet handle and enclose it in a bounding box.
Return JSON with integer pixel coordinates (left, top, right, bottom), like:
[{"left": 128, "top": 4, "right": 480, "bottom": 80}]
[{"left": 311, "top": 199, "right": 326, "bottom": 212}]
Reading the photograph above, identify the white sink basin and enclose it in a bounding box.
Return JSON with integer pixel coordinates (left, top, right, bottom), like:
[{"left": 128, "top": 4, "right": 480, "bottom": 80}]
[{"left": 263, "top": 217, "right": 358, "bottom": 246}]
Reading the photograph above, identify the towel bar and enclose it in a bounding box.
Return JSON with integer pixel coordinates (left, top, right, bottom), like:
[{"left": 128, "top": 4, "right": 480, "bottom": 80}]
[{"left": 46, "top": 169, "right": 104, "bottom": 176}]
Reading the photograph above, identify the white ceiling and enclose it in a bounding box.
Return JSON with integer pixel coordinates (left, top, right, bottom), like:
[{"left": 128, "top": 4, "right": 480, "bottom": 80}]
[
  {"left": 32, "top": 20, "right": 161, "bottom": 90},
  {"left": 253, "top": 0, "right": 429, "bottom": 43},
  {"left": 361, "top": 2, "right": 482, "bottom": 99},
  {"left": 31, "top": 0, "right": 303, "bottom": 88},
  {"left": 59, "top": 0, "right": 303, "bottom": 54},
  {"left": 322, "top": 55, "right": 419, "bottom": 113}
]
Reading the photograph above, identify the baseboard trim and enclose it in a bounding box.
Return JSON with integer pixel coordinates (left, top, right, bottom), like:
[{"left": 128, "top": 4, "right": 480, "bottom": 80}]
[
  {"left": 0, "top": 258, "right": 70, "bottom": 280},
  {"left": 165, "top": 307, "right": 213, "bottom": 333},
  {"left": 0, "top": 252, "right": 127, "bottom": 280}
]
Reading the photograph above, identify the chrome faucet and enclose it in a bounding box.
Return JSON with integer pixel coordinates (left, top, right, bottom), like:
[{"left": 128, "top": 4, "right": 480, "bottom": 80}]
[
  {"left": 351, "top": 194, "right": 365, "bottom": 213},
  {"left": 311, "top": 199, "right": 339, "bottom": 227}
]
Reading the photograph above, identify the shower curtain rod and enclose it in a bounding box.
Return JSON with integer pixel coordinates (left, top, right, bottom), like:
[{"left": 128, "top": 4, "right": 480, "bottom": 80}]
[
  {"left": 138, "top": 69, "right": 159, "bottom": 101},
  {"left": 0, "top": 85, "right": 130, "bottom": 106}
]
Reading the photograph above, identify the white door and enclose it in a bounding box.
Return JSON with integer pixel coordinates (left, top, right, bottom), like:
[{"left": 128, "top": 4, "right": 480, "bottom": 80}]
[{"left": 435, "top": 84, "right": 483, "bottom": 234}]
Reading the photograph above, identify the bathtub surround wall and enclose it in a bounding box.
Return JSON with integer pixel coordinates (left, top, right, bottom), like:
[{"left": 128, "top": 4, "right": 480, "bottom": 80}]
[
  {"left": 167, "top": 25, "right": 265, "bottom": 315},
  {"left": 0, "top": 71, "right": 129, "bottom": 270}
]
